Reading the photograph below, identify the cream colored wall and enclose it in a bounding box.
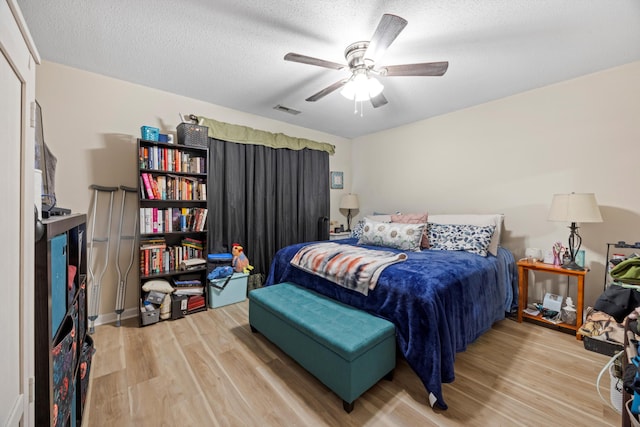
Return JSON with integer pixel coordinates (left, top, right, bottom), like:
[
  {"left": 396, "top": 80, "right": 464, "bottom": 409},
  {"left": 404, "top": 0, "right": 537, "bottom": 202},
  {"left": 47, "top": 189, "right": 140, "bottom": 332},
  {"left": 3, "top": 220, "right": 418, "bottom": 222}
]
[
  {"left": 36, "top": 61, "right": 350, "bottom": 322},
  {"left": 351, "top": 60, "right": 640, "bottom": 307},
  {"left": 37, "top": 59, "right": 640, "bottom": 319}
]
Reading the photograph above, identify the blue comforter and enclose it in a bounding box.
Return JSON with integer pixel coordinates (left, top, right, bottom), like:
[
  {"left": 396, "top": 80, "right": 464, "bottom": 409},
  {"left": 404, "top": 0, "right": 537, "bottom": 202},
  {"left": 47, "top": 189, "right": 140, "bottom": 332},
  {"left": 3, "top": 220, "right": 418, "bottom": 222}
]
[{"left": 265, "top": 238, "right": 518, "bottom": 409}]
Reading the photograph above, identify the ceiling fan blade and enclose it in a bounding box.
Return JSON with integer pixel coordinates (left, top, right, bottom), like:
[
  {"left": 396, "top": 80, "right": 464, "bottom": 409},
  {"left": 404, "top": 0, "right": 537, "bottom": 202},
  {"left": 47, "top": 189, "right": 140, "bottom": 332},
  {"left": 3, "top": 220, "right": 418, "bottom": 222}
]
[
  {"left": 382, "top": 61, "right": 449, "bottom": 77},
  {"left": 284, "top": 53, "right": 345, "bottom": 70},
  {"left": 364, "top": 14, "right": 408, "bottom": 63},
  {"left": 306, "top": 79, "right": 349, "bottom": 102},
  {"left": 370, "top": 92, "right": 388, "bottom": 108}
]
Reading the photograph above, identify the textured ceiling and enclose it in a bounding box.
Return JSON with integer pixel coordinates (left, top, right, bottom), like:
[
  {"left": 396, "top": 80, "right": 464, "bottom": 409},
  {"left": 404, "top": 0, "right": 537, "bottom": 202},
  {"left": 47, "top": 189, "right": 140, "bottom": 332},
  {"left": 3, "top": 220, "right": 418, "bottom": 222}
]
[{"left": 16, "top": 0, "right": 640, "bottom": 139}]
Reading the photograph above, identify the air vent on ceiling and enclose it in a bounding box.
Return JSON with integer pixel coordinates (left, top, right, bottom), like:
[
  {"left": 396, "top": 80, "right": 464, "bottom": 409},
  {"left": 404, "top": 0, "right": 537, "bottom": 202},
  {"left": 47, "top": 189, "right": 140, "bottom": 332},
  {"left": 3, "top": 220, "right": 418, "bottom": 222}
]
[{"left": 273, "top": 104, "right": 301, "bottom": 115}]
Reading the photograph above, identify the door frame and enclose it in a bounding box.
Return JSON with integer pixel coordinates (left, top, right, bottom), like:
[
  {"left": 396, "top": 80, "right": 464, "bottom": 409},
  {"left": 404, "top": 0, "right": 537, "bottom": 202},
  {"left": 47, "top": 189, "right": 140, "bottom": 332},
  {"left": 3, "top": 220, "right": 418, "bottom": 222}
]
[{"left": 1, "top": 0, "right": 40, "bottom": 425}]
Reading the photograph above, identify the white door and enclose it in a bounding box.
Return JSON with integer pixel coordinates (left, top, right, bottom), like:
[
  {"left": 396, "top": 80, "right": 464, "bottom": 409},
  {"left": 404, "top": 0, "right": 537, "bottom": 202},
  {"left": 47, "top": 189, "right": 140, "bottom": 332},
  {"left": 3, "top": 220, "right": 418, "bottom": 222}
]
[
  {"left": 0, "top": 1, "right": 39, "bottom": 425},
  {"left": 0, "top": 50, "right": 24, "bottom": 427}
]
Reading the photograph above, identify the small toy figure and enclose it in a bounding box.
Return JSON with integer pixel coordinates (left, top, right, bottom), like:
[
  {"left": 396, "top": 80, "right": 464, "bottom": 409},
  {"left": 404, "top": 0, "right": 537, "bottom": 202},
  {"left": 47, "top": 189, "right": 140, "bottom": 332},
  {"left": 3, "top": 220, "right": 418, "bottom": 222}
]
[{"left": 232, "top": 243, "right": 254, "bottom": 274}]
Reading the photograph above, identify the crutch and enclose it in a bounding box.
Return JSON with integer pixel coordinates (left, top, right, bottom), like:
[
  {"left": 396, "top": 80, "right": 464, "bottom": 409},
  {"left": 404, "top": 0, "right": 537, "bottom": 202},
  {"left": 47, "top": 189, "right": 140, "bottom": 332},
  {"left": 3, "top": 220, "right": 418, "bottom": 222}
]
[
  {"left": 114, "top": 185, "right": 138, "bottom": 326},
  {"left": 87, "top": 185, "right": 118, "bottom": 334}
]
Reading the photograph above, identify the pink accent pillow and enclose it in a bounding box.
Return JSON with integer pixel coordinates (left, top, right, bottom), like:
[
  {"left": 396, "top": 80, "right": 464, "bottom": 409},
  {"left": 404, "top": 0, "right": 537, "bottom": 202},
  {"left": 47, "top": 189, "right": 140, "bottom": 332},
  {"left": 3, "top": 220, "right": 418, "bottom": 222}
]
[{"left": 391, "top": 213, "right": 429, "bottom": 248}]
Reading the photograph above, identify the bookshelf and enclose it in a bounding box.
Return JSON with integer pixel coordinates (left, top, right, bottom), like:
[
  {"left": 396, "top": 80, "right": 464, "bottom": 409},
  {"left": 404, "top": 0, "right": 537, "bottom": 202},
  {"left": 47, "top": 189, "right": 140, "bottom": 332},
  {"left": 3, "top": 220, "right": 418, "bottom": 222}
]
[{"left": 137, "top": 139, "right": 209, "bottom": 326}]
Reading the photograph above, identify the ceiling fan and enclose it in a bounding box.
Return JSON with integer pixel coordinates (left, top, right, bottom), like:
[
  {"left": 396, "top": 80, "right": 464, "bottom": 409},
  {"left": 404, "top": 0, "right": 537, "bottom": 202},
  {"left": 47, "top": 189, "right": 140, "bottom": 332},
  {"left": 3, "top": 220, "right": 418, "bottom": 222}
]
[{"left": 284, "top": 14, "right": 449, "bottom": 109}]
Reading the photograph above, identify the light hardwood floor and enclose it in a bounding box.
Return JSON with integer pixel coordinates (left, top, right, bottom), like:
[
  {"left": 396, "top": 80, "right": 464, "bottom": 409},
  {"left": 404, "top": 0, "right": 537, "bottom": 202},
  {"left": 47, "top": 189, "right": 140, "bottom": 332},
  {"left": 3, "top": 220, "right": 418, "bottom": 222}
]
[{"left": 83, "top": 301, "right": 620, "bottom": 426}]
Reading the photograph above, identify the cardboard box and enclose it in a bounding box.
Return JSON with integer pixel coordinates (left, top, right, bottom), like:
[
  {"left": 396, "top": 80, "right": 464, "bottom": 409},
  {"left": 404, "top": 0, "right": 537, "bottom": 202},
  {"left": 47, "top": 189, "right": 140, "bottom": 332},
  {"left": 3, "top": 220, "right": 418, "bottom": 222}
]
[{"left": 208, "top": 272, "right": 248, "bottom": 308}]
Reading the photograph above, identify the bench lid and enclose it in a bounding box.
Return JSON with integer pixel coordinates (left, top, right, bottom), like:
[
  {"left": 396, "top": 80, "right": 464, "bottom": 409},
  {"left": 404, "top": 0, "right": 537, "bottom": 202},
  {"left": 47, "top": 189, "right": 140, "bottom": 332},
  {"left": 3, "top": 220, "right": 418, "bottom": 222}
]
[{"left": 250, "top": 282, "right": 395, "bottom": 361}]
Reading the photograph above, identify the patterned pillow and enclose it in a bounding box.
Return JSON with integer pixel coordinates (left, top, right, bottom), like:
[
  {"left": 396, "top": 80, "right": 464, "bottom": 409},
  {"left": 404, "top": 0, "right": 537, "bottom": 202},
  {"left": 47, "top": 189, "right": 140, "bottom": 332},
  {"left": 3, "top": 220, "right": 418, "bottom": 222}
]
[
  {"left": 391, "top": 212, "right": 429, "bottom": 248},
  {"left": 350, "top": 220, "right": 366, "bottom": 239},
  {"left": 428, "top": 214, "right": 504, "bottom": 256},
  {"left": 427, "top": 223, "right": 496, "bottom": 257},
  {"left": 358, "top": 219, "right": 425, "bottom": 252}
]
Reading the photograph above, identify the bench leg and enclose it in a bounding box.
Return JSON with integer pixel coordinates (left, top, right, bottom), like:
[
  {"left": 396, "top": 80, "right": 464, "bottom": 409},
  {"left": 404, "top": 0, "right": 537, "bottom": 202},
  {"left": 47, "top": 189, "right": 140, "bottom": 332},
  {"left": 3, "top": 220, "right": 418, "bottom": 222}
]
[
  {"left": 343, "top": 400, "right": 354, "bottom": 413},
  {"left": 384, "top": 369, "right": 394, "bottom": 381},
  {"left": 250, "top": 325, "right": 258, "bottom": 333}
]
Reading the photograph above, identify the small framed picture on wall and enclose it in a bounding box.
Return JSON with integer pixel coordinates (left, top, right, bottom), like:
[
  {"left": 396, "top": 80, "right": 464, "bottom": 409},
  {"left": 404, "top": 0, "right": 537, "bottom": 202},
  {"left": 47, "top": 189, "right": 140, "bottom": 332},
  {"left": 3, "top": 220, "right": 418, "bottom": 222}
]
[{"left": 330, "top": 171, "right": 344, "bottom": 189}]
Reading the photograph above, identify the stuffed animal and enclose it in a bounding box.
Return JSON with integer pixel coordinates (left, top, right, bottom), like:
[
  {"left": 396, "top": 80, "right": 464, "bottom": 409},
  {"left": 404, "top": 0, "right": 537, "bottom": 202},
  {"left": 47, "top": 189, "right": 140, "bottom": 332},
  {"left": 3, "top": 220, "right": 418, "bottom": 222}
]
[{"left": 232, "top": 243, "right": 254, "bottom": 274}]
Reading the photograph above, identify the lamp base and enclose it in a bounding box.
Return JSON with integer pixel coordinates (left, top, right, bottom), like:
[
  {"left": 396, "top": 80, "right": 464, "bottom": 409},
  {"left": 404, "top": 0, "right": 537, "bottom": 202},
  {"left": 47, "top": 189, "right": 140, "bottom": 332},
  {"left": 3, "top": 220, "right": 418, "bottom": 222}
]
[{"left": 562, "top": 260, "right": 584, "bottom": 271}]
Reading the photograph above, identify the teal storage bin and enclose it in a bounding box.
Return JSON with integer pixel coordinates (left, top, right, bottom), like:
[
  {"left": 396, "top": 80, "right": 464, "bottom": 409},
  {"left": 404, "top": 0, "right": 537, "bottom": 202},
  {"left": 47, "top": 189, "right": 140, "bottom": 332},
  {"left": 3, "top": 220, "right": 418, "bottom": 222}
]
[{"left": 208, "top": 272, "right": 248, "bottom": 308}]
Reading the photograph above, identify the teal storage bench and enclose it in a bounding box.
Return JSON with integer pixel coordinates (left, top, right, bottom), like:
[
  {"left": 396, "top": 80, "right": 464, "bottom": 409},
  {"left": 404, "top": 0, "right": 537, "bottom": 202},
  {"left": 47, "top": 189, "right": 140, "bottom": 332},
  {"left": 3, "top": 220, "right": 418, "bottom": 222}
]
[{"left": 249, "top": 282, "right": 396, "bottom": 413}]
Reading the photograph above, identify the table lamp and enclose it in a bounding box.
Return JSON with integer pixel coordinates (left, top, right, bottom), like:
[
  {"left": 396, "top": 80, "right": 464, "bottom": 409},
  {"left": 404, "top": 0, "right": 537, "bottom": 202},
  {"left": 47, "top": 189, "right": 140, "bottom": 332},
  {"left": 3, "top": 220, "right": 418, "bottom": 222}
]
[
  {"left": 340, "top": 193, "right": 359, "bottom": 232},
  {"left": 547, "top": 192, "right": 602, "bottom": 270}
]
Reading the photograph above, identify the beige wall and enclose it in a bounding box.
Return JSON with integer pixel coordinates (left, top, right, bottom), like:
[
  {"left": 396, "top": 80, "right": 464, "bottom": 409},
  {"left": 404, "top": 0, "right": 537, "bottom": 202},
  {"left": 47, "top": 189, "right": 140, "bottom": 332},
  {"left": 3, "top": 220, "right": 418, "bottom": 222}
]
[
  {"left": 37, "top": 59, "right": 640, "bottom": 319},
  {"left": 36, "top": 61, "right": 350, "bottom": 323},
  {"left": 351, "top": 60, "right": 640, "bottom": 306}
]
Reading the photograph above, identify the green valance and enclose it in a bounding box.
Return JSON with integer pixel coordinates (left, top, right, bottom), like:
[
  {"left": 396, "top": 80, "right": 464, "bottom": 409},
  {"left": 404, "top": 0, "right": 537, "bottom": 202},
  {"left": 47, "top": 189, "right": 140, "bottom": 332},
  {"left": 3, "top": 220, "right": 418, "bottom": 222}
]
[{"left": 197, "top": 116, "right": 335, "bottom": 155}]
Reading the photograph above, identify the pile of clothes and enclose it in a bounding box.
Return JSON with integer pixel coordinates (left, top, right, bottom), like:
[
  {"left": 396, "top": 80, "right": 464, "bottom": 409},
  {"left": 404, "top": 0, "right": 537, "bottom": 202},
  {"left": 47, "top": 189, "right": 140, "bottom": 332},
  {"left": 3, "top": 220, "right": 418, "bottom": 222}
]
[
  {"left": 578, "top": 307, "right": 626, "bottom": 343},
  {"left": 579, "top": 255, "right": 640, "bottom": 343},
  {"left": 594, "top": 256, "right": 640, "bottom": 323}
]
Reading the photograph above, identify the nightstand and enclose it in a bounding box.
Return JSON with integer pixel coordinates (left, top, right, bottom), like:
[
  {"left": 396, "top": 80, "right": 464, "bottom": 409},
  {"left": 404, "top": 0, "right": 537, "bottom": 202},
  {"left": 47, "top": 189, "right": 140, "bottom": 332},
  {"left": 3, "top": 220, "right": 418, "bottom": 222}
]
[
  {"left": 516, "top": 260, "right": 586, "bottom": 340},
  {"left": 329, "top": 232, "right": 352, "bottom": 241}
]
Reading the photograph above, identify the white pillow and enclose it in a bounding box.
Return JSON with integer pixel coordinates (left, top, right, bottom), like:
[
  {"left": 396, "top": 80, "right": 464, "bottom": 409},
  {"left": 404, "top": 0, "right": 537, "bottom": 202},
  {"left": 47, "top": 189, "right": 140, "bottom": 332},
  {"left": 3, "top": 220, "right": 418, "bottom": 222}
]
[
  {"left": 428, "top": 214, "right": 504, "bottom": 256},
  {"left": 142, "top": 279, "right": 174, "bottom": 294}
]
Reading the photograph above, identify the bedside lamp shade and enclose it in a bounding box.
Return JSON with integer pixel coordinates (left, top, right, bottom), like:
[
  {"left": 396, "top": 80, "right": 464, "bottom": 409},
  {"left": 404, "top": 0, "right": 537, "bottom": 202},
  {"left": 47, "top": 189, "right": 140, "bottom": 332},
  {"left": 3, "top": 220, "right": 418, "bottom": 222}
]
[
  {"left": 340, "top": 194, "right": 359, "bottom": 232},
  {"left": 340, "top": 194, "right": 359, "bottom": 210},
  {"left": 548, "top": 193, "right": 602, "bottom": 270},
  {"left": 547, "top": 193, "right": 603, "bottom": 224}
]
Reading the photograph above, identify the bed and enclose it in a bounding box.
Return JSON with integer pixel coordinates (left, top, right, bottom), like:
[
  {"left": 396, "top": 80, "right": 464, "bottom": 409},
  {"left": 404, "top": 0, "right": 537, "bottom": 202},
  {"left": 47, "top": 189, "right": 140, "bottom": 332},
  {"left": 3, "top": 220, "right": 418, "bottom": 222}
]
[{"left": 264, "top": 216, "right": 518, "bottom": 409}]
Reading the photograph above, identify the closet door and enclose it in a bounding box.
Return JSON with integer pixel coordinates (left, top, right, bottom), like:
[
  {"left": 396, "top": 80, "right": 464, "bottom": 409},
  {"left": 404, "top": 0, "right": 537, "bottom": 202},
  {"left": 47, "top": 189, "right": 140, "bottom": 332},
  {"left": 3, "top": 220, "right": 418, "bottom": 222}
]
[{"left": 0, "top": 1, "right": 39, "bottom": 425}]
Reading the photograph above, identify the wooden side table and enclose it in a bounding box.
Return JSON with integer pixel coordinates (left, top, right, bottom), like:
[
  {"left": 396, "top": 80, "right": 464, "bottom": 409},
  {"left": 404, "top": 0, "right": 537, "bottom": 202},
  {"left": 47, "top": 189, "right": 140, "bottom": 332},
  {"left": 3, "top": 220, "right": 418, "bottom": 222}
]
[{"left": 517, "top": 260, "right": 586, "bottom": 340}]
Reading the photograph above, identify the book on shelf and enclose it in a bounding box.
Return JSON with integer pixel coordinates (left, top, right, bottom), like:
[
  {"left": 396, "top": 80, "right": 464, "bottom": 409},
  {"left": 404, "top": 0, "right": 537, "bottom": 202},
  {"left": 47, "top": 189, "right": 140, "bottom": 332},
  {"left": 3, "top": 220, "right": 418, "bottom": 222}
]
[
  {"left": 150, "top": 175, "right": 161, "bottom": 199},
  {"left": 187, "top": 295, "right": 206, "bottom": 311},
  {"left": 173, "top": 279, "right": 202, "bottom": 287},
  {"left": 197, "top": 208, "right": 208, "bottom": 231},
  {"left": 140, "top": 235, "right": 166, "bottom": 250},
  {"left": 179, "top": 258, "right": 206, "bottom": 270},
  {"left": 141, "top": 173, "right": 154, "bottom": 199},
  {"left": 173, "top": 286, "right": 204, "bottom": 296}
]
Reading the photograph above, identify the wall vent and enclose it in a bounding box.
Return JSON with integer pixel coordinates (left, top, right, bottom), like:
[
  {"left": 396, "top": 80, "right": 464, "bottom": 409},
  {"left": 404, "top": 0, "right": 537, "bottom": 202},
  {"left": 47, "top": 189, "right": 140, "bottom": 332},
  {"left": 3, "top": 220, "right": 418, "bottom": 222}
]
[{"left": 273, "top": 104, "right": 301, "bottom": 115}]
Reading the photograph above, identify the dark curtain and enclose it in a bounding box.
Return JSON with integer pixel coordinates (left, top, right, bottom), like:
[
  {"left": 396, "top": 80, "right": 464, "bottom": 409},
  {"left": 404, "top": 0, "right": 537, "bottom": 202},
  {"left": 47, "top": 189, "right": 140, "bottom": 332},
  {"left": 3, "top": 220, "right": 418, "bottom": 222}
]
[{"left": 207, "top": 138, "right": 329, "bottom": 282}]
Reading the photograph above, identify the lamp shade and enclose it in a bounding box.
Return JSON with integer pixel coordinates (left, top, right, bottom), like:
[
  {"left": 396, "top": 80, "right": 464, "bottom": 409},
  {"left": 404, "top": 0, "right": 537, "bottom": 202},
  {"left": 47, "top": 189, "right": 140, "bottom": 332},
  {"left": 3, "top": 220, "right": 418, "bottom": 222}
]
[
  {"left": 547, "top": 193, "right": 603, "bottom": 223},
  {"left": 340, "top": 193, "right": 359, "bottom": 210}
]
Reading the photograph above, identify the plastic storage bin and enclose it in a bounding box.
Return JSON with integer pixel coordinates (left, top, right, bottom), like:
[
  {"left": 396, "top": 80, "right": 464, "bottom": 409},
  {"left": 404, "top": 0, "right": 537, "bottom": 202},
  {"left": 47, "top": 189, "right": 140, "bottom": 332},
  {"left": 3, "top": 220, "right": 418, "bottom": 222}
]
[
  {"left": 209, "top": 272, "right": 248, "bottom": 308},
  {"left": 141, "top": 308, "right": 160, "bottom": 325},
  {"left": 141, "top": 126, "right": 160, "bottom": 141}
]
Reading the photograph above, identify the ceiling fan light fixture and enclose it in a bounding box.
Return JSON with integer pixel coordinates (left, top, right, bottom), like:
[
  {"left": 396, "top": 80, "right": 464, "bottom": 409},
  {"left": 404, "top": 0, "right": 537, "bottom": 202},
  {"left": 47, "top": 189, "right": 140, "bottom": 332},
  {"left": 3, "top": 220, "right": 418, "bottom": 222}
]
[{"left": 340, "top": 72, "right": 384, "bottom": 101}]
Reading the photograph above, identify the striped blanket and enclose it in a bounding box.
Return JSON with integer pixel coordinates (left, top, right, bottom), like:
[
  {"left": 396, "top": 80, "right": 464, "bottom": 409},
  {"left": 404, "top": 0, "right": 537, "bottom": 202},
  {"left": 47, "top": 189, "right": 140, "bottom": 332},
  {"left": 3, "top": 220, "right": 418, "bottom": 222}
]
[{"left": 290, "top": 242, "right": 407, "bottom": 295}]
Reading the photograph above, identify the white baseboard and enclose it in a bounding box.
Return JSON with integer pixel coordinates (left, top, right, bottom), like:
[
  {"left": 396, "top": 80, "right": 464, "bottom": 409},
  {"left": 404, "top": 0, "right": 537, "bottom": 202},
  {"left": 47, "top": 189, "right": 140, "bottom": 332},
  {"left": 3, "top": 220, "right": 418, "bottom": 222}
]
[{"left": 91, "top": 307, "right": 139, "bottom": 328}]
